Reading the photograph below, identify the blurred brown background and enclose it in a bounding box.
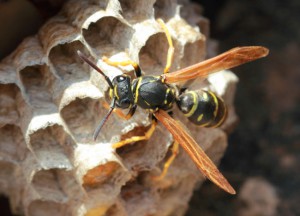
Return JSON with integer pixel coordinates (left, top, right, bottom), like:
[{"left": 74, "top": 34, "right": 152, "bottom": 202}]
[
  {"left": 187, "top": 0, "right": 300, "bottom": 215},
  {"left": 0, "top": 0, "right": 299, "bottom": 215}
]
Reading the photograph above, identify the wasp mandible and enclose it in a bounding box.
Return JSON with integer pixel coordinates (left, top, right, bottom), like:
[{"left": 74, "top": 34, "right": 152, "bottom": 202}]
[{"left": 78, "top": 19, "right": 269, "bottom": 195}]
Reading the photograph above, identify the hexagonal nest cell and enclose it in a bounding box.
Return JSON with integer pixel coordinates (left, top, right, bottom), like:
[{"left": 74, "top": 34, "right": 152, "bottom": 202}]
[
  {"left": 138, "top": 32, "right": 170, "bottom": 75},
  {"left": 0, "top": 0, "right": 239, "bottom": 215}
]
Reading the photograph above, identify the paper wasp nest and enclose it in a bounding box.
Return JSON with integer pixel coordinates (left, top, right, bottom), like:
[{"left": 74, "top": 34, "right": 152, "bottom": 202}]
[{"left": 0, "top": 0, "right": 238, "bottom": 215}]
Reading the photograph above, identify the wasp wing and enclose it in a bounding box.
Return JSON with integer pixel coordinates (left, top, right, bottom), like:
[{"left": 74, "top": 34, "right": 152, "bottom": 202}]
[
  {"left": 162, "top": 46, "right": 269, "bottom": 84},
  {"left": 154, "top": 109, "right": 236, "bottom": 194}
]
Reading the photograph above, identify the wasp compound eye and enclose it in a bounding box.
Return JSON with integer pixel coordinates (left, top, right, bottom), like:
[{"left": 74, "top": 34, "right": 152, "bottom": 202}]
[{"left": 116, "top": 75, "right": 126, "bottom": 82}]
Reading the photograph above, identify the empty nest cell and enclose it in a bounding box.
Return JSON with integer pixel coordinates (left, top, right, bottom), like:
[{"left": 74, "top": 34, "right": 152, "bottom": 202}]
[
  {"left": 49, "top": 41, "right": 90, "bottom": 82},
  {"left": 82, "top": 16, "right": 134, "bottom": 56},
  {"left": 119, "top": 0, "right": 155, "bottom": 22},
  {"left": 120, "top": 178, "right": 156, "bottom": 216},
  {"left": 60, "top": 97, "right": 124, "bottom": 143},
  {"left": 28, "top": 124, "right": 71, "bottom": 167},
  {"left": 115, "top": 124, "right": 170, "bottom": 174},
  {"left": 62, "top": 0, "right": 109, "bottom": 26},
  {"left": 181, "top": 40, "right": 206, "bottom": 68},
  {"left": 19, "top": 65, "right": 56, "bottom": 111},
  {"left": 154, "top": 0, "right": 178, "bottom": 21},
  {"left": 60, "top": 98, "right": 101, "bottom": 143},
  {"left": 0, "top": 83, "right": 20, "bottom": 126},
  {"left": 83, "top": 161, "right": 122, "bottom": 190},
  {"left": 138, "top": 32, "right": 169, "bottom": 75},
  {"left": 0, "top": 124, "right": 26, "bottom": 161},
  {"left": 31, "top": 168, "right": 68, "bottom": 202}
]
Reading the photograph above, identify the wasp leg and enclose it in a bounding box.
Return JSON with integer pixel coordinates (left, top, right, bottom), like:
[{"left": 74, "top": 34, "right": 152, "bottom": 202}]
[
  {"left": 157, "top": 19, "right": 174, "bottom": 74},
  {"left": 124, "top": 105, "right": 137, "bottom": 120},
  {"left": 102, "top": 101, "right": 136, "bottom": 120},
  {"left": 152, "top": 140, "right": 179, "bottom": 181},
  {"left": 102, "top": 56, "right": 142, "bottom": 77},
  {"left": 112, "top": 119, "right": 157, "bottom": 149}
]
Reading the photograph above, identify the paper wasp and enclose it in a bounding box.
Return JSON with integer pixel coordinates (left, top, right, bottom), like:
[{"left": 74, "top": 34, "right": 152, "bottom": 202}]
[{"left": 77, "top": 19, "right": 269, "bottom": 194}]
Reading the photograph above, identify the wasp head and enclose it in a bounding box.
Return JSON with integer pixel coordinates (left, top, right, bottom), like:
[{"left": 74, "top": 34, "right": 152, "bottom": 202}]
[{"left": 110, "top": 74, "right": 134, "bottom": 109}]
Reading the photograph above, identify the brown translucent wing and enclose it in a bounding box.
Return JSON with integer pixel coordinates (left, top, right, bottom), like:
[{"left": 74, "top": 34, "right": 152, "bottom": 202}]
[
  {"left": 162, "top": 46, "right": 269, "bottom": 84},
  {"left": 154, "top": 110, "right": 236, "bottom": 194}
]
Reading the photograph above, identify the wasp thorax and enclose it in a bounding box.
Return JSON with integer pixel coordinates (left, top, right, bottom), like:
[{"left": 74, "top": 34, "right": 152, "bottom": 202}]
[{"left": 112, "top": 75, "right": 134, "bottom": 109}]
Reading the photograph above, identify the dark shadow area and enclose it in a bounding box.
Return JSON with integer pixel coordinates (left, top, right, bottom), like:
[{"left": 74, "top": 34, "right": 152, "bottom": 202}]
[
  {"left": 0, "top": 0, "right": 43, "bottom": 60},
  {"left": 0, "top": 196, "right": 16, "bottom": 216}
]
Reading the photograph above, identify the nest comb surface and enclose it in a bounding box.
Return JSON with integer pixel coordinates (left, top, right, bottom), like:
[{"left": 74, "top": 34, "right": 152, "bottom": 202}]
[{"left": 0, "top": 0, "right": 238, "bottom": 215}]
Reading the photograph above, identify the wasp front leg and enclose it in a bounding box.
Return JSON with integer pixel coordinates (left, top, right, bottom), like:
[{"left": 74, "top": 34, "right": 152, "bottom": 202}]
[
  {"left": 102, "top": 56, "right": 142, "bottom": 77},
  {"left": 102, "top": 101, "right": 137, "bottom": 120},
  {"left": 152, "top": 140, "right": 179, "bottom": 181},
  {"left": 157, "top": 19, "right": 174, "bottom": 74},
  {"left": 112, "top": 119, "right": 157, "bottom": 149}
]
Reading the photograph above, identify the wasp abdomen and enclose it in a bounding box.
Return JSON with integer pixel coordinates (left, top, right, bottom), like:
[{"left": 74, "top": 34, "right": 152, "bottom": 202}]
[{"left": 177, "top": 90, "right": 227, "bottom": 127}]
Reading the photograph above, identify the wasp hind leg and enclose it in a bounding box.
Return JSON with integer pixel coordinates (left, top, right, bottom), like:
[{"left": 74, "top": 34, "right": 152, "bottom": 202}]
[
  {"left": 102, "top": 56, "right": 142, "bottom": 77},
  {"left": 152, "top": 140, "right": 179, "bottom": 181},
  {"left": 157, "top": 19, "right": 174, "bottom": 74},
  {"left": 112, "top": 119, "right": 157, "bottom": 149}
]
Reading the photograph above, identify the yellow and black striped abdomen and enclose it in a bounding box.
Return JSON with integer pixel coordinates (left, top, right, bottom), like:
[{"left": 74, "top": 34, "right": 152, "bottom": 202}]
[{"left": 176, "top": 90, "right": 227, "bottom": 127}]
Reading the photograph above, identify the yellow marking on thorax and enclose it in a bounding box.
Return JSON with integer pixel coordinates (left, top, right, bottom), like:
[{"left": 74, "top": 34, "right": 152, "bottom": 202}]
[
  {"left": 134, "top": 78, "right": 142, "bottom": 104},
  {"left": 203, "top": 91, "right": 208, "bottom": 101},
  {"left": 144, "top": 100, "right": 151, "bottom": 106},
  {"left": 114, "top": 86, "right": 119, "bottom": 100},
  {"left": 149, "top": 77, "right": 159, "bottom": 83},
  {"left": 164, "top": 88, "right": 171, "bottom": 104},
  {"left": 109, "top": 88, "right": 113, "bottom": 99},
  {"left": 171, "top": 88, "right": 175, "bottom": 95}
]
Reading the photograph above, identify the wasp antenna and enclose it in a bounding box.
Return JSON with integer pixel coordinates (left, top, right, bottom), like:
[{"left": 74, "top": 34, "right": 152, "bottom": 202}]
[
  {"left": 93, "top": 98, "right": 116, "bottom": 141},
  {"left": 77, "top": 50, "right": 114, "bottom": 89}
]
